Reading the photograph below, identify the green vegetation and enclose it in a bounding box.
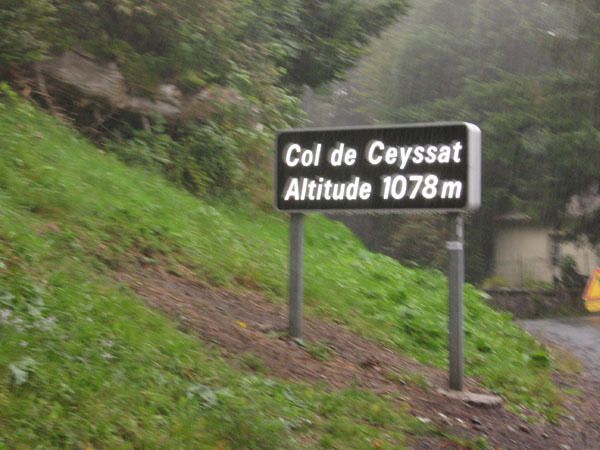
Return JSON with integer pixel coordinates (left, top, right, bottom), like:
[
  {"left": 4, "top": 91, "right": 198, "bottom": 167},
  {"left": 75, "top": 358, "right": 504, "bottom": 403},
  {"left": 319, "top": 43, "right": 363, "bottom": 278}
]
[
  {"left": 305, "top": 342, "right": 333, "bottom": 361},
  {"left": 309, "top": 0, "right": 600, "bottom": 281},
  {"left": 0, "top": 87, "right": 566, "bottom": 443},
  {"left": 2, "top": 0, "right": 407, "bottom": 92},
  {"left": 384, "top": 370, "right": 430, "bottom": 390},
  {"left": 0, "top": 0, "right": 409, "bottom": 206},
  {"left": 0, "top": 0, "right": 590, "bottom": 446},
  {"left": 0, "top": 0, "right": 55, "bottom": 66},
  {"left": 0, "top": 89, "right": 429, "bottom": 449}
]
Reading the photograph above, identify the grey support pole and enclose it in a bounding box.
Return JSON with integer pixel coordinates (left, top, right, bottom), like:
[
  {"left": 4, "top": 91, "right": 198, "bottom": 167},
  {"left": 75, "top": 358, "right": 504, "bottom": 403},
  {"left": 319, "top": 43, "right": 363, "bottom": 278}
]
[
  {"left": 289, "top": 213, "right": 304, "bottom": 339},
  {"left": 447, "top": 213, "right": 465, "bottom": 391}
]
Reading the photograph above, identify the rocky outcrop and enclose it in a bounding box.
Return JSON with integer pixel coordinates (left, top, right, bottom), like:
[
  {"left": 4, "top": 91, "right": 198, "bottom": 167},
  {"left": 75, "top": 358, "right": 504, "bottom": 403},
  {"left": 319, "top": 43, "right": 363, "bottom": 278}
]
[{"left": 38, "top": 50, "right": 239, "bottom": 121}]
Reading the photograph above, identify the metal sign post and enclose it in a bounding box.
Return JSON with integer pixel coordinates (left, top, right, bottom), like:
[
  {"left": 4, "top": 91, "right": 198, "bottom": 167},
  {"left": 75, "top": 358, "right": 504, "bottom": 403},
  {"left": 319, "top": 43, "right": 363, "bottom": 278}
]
[
  {"left": 289, "top": 213, "right": 304, "bottom": 339},
  {"left": 447, "top": 213, "right": 465, "bottom": 391},
  {"left": 275, "top": 122, "right": 481, "bottom": 384}
]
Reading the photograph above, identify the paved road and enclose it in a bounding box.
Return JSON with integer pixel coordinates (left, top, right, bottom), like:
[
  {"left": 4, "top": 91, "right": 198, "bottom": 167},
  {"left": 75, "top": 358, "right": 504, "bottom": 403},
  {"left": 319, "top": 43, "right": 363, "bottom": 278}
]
[{"left": 520, "top": 315, "right": 600, "bottom": 377}]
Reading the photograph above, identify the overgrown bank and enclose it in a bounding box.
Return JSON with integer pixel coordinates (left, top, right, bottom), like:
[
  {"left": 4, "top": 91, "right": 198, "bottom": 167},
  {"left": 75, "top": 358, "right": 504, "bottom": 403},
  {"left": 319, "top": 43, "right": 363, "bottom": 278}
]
[
  {"left": 0, "top": 91, "right": 574, "bottom": 446},
  {"left": 0, "top": 89, "right": 424, "bottom": 449}
]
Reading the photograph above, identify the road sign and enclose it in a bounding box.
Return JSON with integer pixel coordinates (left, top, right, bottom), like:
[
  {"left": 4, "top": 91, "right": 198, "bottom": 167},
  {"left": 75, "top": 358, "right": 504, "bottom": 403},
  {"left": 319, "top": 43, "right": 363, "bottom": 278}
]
[
  {"left": 583, "top": 269, "right": 600, "bottom": 313},
  {"left": 276, "top": 122, "right": 482, "bottom": 391},
  {"left": 275, "top": 122, "right": 481, "bottom": 212}
]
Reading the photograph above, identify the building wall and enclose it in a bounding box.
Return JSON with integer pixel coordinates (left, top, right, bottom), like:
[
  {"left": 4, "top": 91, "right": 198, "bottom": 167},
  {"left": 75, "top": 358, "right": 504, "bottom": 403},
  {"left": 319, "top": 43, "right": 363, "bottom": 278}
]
[
  {"left": 494, "top": 225, "right": 600, "bottom": 287},
  {"left": 494, "top": 226, "right": 554, "bottom": 287}
]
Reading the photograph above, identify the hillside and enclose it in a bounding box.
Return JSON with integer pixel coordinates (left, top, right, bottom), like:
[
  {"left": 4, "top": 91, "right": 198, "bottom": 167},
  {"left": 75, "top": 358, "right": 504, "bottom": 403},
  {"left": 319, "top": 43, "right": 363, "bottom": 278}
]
[{"left": 0, "top": 89, "right": 594, "bottom": 448}]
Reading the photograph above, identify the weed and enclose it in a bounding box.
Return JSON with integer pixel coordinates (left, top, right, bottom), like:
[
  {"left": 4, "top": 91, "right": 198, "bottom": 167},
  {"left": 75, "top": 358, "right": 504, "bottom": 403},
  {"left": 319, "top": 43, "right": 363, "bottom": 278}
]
[
  {"left": 305, "top": 341, "right": 333, "bottom": 361},
  {"left": 385, "top": 370, "right": 430, "bottom": 390},
  {"left": 238, "top": 352, "right": 268, "bottom": 374},
  {"left": 551, "top": 347, "right": 583, "bottom": 376}
]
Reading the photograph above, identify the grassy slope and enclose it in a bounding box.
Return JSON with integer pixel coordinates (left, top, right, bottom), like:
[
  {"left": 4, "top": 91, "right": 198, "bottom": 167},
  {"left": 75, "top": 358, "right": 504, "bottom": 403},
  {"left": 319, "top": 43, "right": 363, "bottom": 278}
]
[{"left": 0, "top": 92, "right": 561, "bottom": 447}]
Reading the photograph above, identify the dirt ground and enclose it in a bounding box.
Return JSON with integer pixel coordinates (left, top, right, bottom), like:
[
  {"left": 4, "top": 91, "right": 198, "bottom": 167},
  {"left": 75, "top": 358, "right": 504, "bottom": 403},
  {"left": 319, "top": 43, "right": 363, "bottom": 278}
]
[{"left": 116, "top": 262, "right": 600, "bottom": 449}]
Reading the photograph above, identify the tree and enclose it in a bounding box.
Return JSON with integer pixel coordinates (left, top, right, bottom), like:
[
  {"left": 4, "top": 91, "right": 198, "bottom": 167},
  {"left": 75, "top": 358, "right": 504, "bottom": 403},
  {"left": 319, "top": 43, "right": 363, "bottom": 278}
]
[
  {"left": 0, "top": 0, "right": 55, "bottom": 67},
  {"left": 277, "top": 0, "right": 408, "bottom": 88},
  {"left": 304, "top": 0, "right": 600, "bottom": 280},
  {"left": 0, "top": 1, "right": 410, "bottom": 202}
]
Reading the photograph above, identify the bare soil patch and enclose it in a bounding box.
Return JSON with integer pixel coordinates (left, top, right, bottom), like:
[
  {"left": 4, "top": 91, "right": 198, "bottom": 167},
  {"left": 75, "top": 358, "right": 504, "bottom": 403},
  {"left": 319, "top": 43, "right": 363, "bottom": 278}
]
[{"left": 117, "top": 262, "right": 600, "bottom": 449}]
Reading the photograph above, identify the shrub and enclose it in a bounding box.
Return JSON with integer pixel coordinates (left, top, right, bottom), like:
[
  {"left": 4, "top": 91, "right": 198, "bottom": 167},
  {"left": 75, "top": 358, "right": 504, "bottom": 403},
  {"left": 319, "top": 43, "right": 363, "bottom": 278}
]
[{"left": 0, "top": 0, "right": 55, "bottom": 67}]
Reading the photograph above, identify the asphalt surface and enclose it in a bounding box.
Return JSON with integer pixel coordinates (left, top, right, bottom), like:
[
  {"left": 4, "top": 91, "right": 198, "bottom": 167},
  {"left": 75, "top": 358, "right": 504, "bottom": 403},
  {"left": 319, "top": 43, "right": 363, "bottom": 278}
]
[{"left": 520, "top": 315, "right": 600, "bottom": 377}]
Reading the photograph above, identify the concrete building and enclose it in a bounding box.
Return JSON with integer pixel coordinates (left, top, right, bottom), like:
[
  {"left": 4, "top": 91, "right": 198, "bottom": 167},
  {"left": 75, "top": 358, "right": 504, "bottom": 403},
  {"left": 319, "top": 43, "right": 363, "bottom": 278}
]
[{"left": 493, "top": 214, "right": 599, "bottom": 288}]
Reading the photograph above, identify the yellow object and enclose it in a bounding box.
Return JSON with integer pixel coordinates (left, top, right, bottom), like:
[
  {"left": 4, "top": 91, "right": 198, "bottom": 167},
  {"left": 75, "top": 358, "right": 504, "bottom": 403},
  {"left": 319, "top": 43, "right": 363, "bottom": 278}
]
[
  {"left": 586, "top": 300, "right": 600, "bottom": 313},
  {"left": 583, "top": 269, "right": 600, "bottom": 312}
]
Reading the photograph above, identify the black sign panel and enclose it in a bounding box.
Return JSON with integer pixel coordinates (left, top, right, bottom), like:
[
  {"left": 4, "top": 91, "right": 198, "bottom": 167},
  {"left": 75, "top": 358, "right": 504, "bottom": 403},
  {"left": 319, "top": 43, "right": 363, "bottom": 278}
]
[{"left": 275, "top": 122, "right": 481, "bottom": 212}]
